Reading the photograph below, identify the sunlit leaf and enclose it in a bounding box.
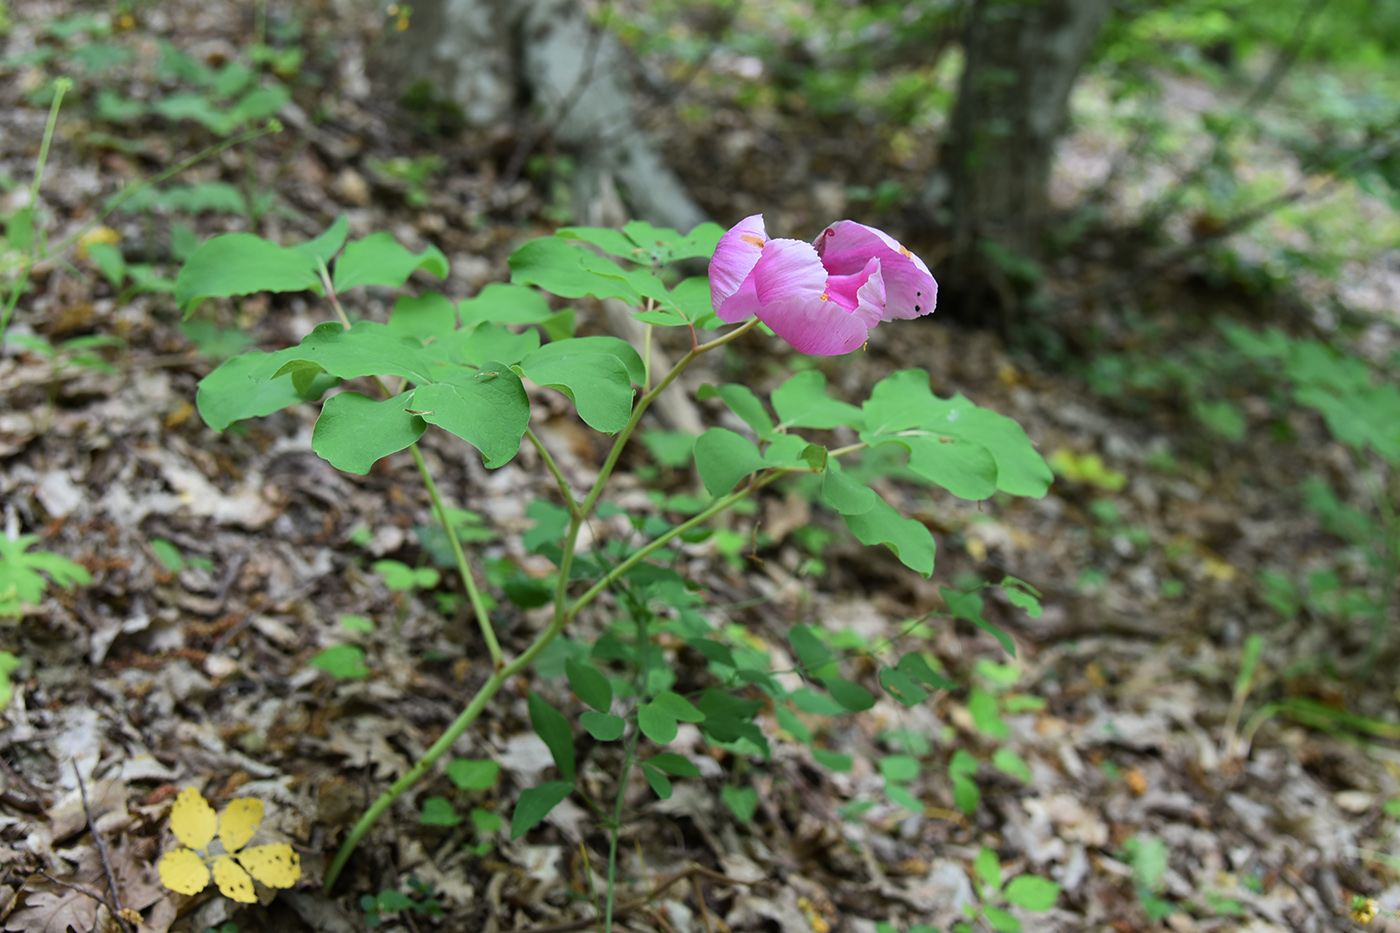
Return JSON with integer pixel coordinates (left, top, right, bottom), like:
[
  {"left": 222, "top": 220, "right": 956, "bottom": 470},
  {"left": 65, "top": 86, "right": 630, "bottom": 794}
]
[
  {"left": 211, "top": 855, "right": 257, "bottom": 903},
  {"left": 218, "top": 798, "right": 263, "bottom": 854},
  {"left": 169, "top": 787, "right": 217, "bottom": 850},
  {"left": 238, "top": 844, "right": 301, "bottom": 889},
  {"left": 158, "top": 848, "right": 210, "bottom": 895}
]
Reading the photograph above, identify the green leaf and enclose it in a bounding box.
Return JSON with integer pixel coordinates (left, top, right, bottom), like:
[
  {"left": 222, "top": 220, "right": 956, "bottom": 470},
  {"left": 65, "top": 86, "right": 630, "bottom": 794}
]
[
  {"left": 196, "top": 347, "right": 334, "bottom": 425},
  {"left": 863, "top": 369, "right": 945, "bottom": 433},
  {"left": 787, "top": 625, "right": 835, "bottom": 677},
  {"left": 452, "top": 323, "right": 540, "bottom": 367},
  {"left": 975, "top": 847, "right": 1002, "bottom": 895},
  {"left": 861, "top": 372, "right": 1051, "bottom": 499},
  {"left": 879, "top": 754, "right": 920, "bottom": 783},
  {"left": 1001, "top": 580, "right": 1043, "bottom": 619},
  {"left": 312, "top": 392, "right": 426, "bottom": 474},
  {"left": 952, "top": 773, "right": 980, "bottom": 814},
  {"left": 943, "top": 586, "right": 1016, "bottom": 656},
  {"left": 721, "top": 785, "right": 758, "bottom": 822},
  {"left": 642, "top": 764, "right": 673, "bottom": 800},
  {"left": 843, "top": 496, "right": 936, "bottom": 576},
  {"left": 812, "top": 749, "right": 852, "bottom": 772},
  {"left": 527, "top": 693, "right": 575, "bottom": 781},
  {"left": 950, "top": 750, "right": 979, "bottom": 778},
  {"left": 308, "top": 644, "right": 369, "bottom": 679},
  {"left": 565, "top": 658, "right": 613, "bottom": 711},
  {"left": 622, "top": 219, "right": 725, "bottom": 263},
  {"left": 510, "top": 781, "right": 573, "bottom": 838},
  {"left": 149, "top": 537, "right": 184, "bottom": 572},
  {"left": 698, "top": 384, "right": 774, "bottom": 439},
  {"left": 291, "top": 215, "right": 349, "bottom": 267},
  {"left": 772, "top": 370, "right": 863, "bottom": 430},
  {"left": 509, "top": 238, "right": 652, "bottom": 305},
  {"left": 419, "top": 796, "right": 462, "bottom": 827},
  {"left": 273, "top": 321, "right": 442, "bottom": 385},
  {"left": 555, "top": 225, "right": 639, "bottom": 258},
  {"left": 414, "top": 367, "right": 530, "bottom": 468},
  {"left": 458, "top": 282, "right": 555, "bottom": 327},
  {"left": 390, "top": 293, "right": 457, "bottom": 343},
  {"left": 1004, "top": 875, "right": 1059, "bottom": 911},
  {"left": 175, "top": 233, "right": 320, "bottom": 312},
  {"left": 982, "top": 906, "right": 1021, "bottom": 933},
  {"left": 896, "top": 653, "right": 956, "bottom": 690},
  {"left": 650, "top": 691, "right": 706, "bottom": 722},
  {"left": 879, "top": 666, "right": 929, "bottom": 706},
  {"left": 992, "top": 748, "right": 1031, "bottom": 783},
  {"left": 332, "top": 233, "right": 448, "bottom": 291},
  {"left": 86, "top": 242, "right": 126, "bottom": 287},
  {"left": 824, "top": 677, "right": 876, "bottom": 712},
  {"left": 447, "top": 759, "right": 501, "bottom": 790},
  {"left": 886, "top": 784, "right": 923, "bottom": 812},
  {"left": 580, "top": 711, "right": 625, "bottom": 741},
  {"left": 517, "top": 340, "right": 636, "bottom": 433},
  {"left": 819, "top": 461, "right": 876, "bottom": 515},
  {"left": 646, "top": 753, "right": 701, "bottom": 777},
  {"left": 637, "top": 702, "right": 679, "bottom": 744},
  {"left": 968, "top": 688, "right": 1009, "bottom": 739},
  {"left": 693, "top": 428, "right": 769, "bottom": 496},
  {"left": 471, "top": 807, "right": 503, "bottom": 834}
]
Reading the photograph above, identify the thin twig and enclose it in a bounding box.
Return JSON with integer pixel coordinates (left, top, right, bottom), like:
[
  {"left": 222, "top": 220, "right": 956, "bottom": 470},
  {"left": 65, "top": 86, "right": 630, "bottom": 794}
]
[
  {"left": 72, "top": 762, "right": 136, "bottom": 933},
  {"left": 34, "top": 869, "right": 126, "bottom": 922}
]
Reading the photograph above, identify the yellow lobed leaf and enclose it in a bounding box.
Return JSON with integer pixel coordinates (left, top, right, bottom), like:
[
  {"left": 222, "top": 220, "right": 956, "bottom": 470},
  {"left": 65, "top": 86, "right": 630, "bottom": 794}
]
[
  {"left": 158, "top": 848, "right": 210, "bottom": 895},
  {"left": 218, "top": 798, "right": 264, "bottom": 854},
  {"left": 170, "top": 787, "right": 218, "bottom": 850},
  {"left": 238, "top": 843, "right": 301, "bottom": 889},
  {"left": 211, "top": 855, "right": 257, "bottom": 904}
]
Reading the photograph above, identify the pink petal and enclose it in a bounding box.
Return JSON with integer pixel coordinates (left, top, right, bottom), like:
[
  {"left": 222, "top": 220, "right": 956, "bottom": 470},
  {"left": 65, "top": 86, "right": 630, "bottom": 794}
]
[
  {"left": 751, "top": 239, "right": 872, "bottom": 355},
  {"left": 814, "top": 221, "right": 937, "bottom": 321},
  {"left": 709, "top": 214, "right": 769, "bottom": 321},
  {"left": 822, "top": 257, "right": 885, "bottom": 329}
]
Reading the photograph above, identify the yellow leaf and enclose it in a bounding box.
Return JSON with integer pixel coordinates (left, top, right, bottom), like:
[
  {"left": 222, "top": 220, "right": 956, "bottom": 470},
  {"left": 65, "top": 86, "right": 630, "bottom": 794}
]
[
  {"left": 75, "top": 225, "right": 121, "bottom": 261},
  {"left": 219, "top": 798, "right": 263, "bottom": 854},
  {"left": 158, "top": 848, "right": 210, "bottom": 895},
  {"left": 238, "top": 843, "right": 301, "bottom": 889},
  {"left": 211, "top": 855, "right": 257, "bottom": 904},
  {"left": 170, "top": 787, "right": 217, "bottom": 850},
  {"left": 1201, "top": 556, "right": 1236, "bottom": 582}
]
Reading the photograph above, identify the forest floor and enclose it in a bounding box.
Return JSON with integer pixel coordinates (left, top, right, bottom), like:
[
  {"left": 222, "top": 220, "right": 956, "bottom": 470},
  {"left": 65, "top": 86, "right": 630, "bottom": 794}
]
[{"left": 2, "top": 2, "right": 1400, "bottom": 933}]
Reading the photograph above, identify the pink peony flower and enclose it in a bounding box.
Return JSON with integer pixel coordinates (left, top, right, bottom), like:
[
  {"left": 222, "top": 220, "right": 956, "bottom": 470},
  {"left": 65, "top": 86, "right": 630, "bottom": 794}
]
[{"left": 709, "top": 214, "right": 937, "bottom": 355}]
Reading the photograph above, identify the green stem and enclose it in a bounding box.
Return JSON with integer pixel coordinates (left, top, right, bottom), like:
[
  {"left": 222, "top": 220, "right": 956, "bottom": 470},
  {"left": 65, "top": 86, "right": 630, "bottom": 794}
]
[
  {"left": 551, "top": 316, "right": 760, "bottom": 627},
  {"left": 568, "top": 471, "right": 785, "bottom": 620},
  {"left": 526, "top": 426, "right": 580, "bottom": 518},
  {"left": 1, "top": 78, "right": 70, "bottom": 338},
  {"left": 410, "top": 443, "right": 501, "bottom": 668},
  {"left": 323, "top": 603, "right": 573, "bottom": 890},
  {"left": 318, "top": 260, "right": 500, "bottom": 667},
  {"left": 602, "top": 729, "right": 640, "bottom": 933},
  {"left": 325, "top": 317, "right": 763, "bottom": 890}
]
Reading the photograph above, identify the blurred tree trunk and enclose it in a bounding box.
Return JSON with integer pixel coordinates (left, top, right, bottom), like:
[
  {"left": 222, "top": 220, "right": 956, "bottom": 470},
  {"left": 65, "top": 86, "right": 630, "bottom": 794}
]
[
  {"left": 372, "top": 0, "right": 707, "bottom": 234},
  {"left": 932, "top": 0, "right": 1112, "bottom": 334},
  {"left": 373, "top": 0, "right": 707, "bottom": 432}
]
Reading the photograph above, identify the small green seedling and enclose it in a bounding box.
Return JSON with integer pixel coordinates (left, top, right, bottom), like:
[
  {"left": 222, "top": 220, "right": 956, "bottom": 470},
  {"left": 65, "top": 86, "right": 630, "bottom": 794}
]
[{"left": 954, "top": 847, "right": 1061, "bottom": 932}]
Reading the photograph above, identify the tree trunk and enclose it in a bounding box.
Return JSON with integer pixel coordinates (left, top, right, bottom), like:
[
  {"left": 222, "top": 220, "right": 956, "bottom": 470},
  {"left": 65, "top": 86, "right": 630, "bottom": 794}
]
[
  {"left": 932, "top": 0, "right": 1111, "bottom": 333},
  {"left": 372, "top": 0, "right": 706, "bottom": 432},
  {"left": 372, "top": 0, "right": 706, "bottom": 235}
]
